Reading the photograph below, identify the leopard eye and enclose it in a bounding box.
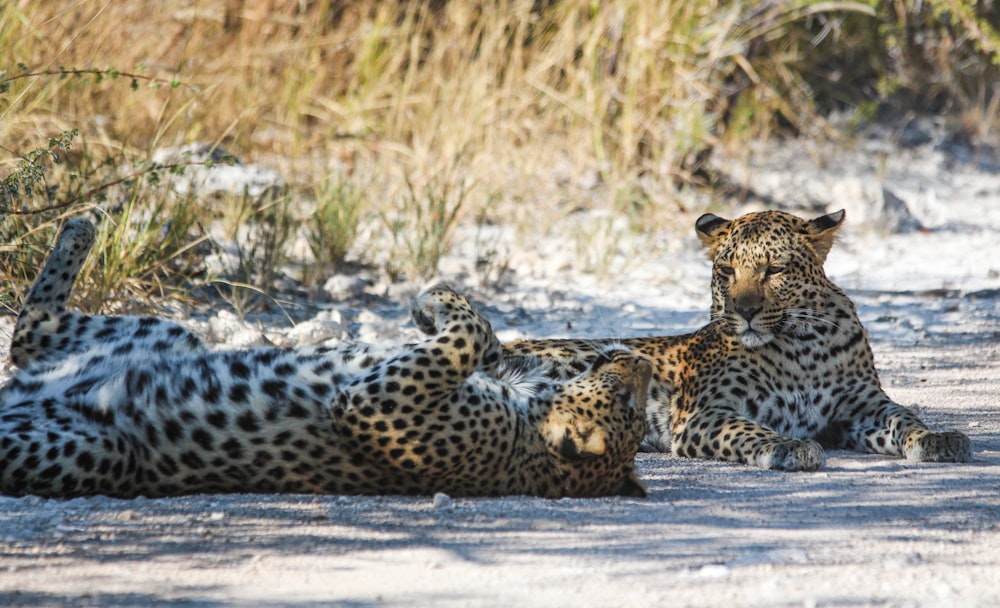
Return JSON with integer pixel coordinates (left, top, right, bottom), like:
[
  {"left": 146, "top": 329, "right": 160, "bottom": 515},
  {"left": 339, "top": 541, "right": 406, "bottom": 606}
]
[
  {"left": 717, "top": 265, "right": 735, "bottom": 277},
  {"left": 765, "top": 265, "right": 786, "bottom": 278}
]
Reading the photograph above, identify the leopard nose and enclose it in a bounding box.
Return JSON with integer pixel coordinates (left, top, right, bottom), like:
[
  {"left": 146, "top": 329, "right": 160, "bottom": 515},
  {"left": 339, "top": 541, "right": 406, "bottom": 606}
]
[{"left": 735, "top": 305, "right": 761, "bottom": 321}]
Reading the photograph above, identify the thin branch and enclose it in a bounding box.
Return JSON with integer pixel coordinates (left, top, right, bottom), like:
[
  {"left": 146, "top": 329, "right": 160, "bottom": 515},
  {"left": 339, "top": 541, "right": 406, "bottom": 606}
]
[
  {"left": 0, "top": 68, "right": 198, "bottom": 92},
  {"left": 3, "top": 158, "right": 233, "bottom": 216}
]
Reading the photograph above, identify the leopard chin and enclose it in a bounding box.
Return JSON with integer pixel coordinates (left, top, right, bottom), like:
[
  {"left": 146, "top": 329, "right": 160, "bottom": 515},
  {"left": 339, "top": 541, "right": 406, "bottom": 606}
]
[
  {"left": 738, "top": 329, "right": 774, "bottom": 349},
  {"left": 732, "top": 317, "right": 775, "bottom": 349}
]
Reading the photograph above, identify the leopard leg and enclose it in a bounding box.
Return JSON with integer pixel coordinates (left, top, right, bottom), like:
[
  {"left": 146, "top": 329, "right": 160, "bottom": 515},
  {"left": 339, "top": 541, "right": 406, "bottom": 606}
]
[
  {"left": 9, "top": 217, "right": 96, "bottom": 368},
  {"left": 672, "top": 402, "right": 826, "bottom": 471},
  {"left": 0, "top": 396, "right": 142, "bottom": 498},
  {"left": 409, "top": 284, "right": 502, "bottom": 375},
  {"left": 10, "top": 216, "right": 208, "bottom": 371},
  {"left": 331, "top": 285, "right": 502, "bottom": 473},
  {"left": 831, "top": 392, "right": 972, "bottom": 462}
]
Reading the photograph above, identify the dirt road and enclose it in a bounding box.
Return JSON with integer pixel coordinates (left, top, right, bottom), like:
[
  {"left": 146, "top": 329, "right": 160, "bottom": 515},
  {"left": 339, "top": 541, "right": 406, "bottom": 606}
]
[{"left": 1, "top": 337, "right": 996, "bottom": 607}]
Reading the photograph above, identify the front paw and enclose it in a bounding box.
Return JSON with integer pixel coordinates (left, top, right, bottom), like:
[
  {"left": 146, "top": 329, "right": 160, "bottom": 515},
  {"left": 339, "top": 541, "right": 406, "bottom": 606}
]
[
  {"left": 758, "top": 439, "right": 826, "bottom": 472},
  {"left": 905, "top": 430, "right": 972, "bottom": 463}
]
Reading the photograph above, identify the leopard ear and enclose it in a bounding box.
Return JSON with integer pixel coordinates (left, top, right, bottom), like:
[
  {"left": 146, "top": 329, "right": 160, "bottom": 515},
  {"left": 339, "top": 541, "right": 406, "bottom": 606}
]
[
  {"left": 695, "top": 213, "right": 730, "bottom": 258},
  {"left": 804, "top": 209, "right": 846, "bottom": 262}
]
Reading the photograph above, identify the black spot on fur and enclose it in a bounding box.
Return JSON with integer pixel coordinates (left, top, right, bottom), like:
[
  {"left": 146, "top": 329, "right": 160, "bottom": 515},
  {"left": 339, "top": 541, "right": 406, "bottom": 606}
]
[
  {"left": 237, "top": 412, "right": 261, "bottom": 433},
  {"left": 230, "top": 360, "right": 251, "bottom": 379},
  {"left": 228, "top": 383, "right": 250, "bottom": 403},
  {"left": 262, "top": 380, "right": 286, "bottom": 398},
  {"left": 206, "top": 411, "right": 228, "bottom": 429}
]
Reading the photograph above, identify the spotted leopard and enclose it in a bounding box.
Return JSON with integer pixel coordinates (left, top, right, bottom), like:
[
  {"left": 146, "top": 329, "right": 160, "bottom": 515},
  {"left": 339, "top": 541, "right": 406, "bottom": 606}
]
[
  {"left": 506, "top": 210, "right": 972, "bottom": 471},
  {"left": 1, "top": 217, "right": 650, "bottom": 498}
]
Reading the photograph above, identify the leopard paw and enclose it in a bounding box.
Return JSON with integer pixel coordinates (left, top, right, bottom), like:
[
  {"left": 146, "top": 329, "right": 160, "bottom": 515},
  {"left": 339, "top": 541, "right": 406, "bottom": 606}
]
[
  {"left": 758, "top": 439, "right": 826, "bottom": 472},
  {"left": 905, "top": 430, "right": 972, "bottom": 463},
  {"left": 23, "top": 217, "right": 97, "bottom": 311},
  {"left": 410, "top": 284, "right": 502, "bottom": 375},
  {"left": 411, "top": 284, "right": 464, "bottom": 335}
]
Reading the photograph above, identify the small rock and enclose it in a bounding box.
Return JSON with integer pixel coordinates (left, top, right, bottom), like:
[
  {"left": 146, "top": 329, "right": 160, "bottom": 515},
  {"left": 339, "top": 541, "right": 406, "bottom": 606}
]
[
  {"left": 285, "top": 311, "right": 345, "bottom": 346},
  {"left": 203, "top": 251, "right": 242, "bottom": 277},
  {"left": 355, "top": 310, "right": 418, "bottom": 344},
  {"left": 695, "top": 564, "right": 730, "bottom": 578},
  {"left": 832, "top": 180, "right": 924, "bottom": 234},
  {"left": 877, "top": 187, "right": 924, "bottom": 234},
  {"left": 432, "top": 492, "right": 453, "bottom": 509},
  {"left": 323, "top": 275, "right": 371, "bottom": 298},
  {"left": 115, "top": 510, "right": 137, "bottom": 522},
  {"left": 205, "top": 311, "right": 268, "bottom": 347}
]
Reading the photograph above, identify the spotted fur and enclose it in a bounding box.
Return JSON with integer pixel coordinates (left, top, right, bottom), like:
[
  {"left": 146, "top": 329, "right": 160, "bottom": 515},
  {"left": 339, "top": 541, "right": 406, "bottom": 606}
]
[
  {"left": 507, "top": 210, "right": 972, "bottom": 471},
  {"left": 1, "top": 218, "right": 650, "bottom": 498}
]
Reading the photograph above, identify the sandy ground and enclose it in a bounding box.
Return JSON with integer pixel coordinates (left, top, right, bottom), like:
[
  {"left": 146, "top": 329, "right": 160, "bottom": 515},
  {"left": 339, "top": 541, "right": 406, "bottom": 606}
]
[{"left": 2, "top": 133, "right": 1000, "bottom": 607}]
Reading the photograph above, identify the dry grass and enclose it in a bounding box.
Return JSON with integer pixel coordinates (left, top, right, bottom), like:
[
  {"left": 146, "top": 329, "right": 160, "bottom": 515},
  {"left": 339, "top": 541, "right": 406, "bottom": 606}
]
[
  {"left": 1, "top": 1, "right": 880, "bottom": 194},
  {"left": 1, "top": 0, "right": 998, "bottom": 309}
]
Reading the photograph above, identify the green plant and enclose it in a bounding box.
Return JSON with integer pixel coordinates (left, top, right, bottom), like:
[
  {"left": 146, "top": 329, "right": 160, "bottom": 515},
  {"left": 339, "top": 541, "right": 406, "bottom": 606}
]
[
  {"left": 1, "top": 195, "right": 206, "bottom": 315},
  {"left": 305, "top": 175, "right": 365, "bottom": 282},
  {"left": 383, "top": 167, "right": 470, "bottom": 281},
  {"left": 0, "top": 131, "right": 217, "bottom": 312},
  {"left": 0, "top": 60, "right": 227, "bottom": 311},
  {"left": 0, "top": 130, "right": 77, "bottom": 213},
  {"left": 211, "top": 190, "right": 296, "bottom": 315},
  {"left": 83, "top": 191, "right": 206, "bottom": 313}
]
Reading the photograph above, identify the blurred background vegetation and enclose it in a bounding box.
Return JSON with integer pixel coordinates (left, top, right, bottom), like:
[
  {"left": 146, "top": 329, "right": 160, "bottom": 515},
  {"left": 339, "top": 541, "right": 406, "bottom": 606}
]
[{"left": 1, "top": 0, "right": 998, "bottom": 311}]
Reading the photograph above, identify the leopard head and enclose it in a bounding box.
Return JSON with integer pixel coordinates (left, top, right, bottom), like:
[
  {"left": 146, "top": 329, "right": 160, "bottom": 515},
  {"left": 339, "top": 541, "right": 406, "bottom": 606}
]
[
  {"left": 539, "top": 348, "right": 651, "bottom": 497},
  {"left": 695, "top": 209, "right": 845, "bottom": 349}
]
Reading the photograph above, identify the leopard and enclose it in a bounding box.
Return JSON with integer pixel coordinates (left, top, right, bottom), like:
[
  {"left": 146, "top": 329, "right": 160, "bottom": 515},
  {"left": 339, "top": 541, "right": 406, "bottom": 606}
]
[
  {"left": 0, "top": 217, "right": 650, "bottom": 498},
  {"left": 506, "top": 209, "right": 972, "bottom": 471}
]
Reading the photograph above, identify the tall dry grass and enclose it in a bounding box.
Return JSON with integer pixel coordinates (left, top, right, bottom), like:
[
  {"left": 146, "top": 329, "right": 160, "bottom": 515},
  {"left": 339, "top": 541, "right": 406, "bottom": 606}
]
[
  {"left": 1, "top": 2, "right": 891, "bottom": 190},
  {"left": 1, "top": 0, "right": 998, "bottom": 308}
]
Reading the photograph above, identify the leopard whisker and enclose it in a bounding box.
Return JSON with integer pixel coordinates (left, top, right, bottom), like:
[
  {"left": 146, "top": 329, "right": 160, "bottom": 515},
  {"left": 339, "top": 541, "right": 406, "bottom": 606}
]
[{"left": 785, "top": 308, "right": 842, "bottom": 330}]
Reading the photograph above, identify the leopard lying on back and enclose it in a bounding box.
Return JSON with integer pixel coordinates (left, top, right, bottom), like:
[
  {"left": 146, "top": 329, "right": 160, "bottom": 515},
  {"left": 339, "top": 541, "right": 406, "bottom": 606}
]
[
  {"left": 1, "top": 217, "right": 650, "bottom": 498},
  {"left": 506, "top": 209, "right": 972, "bottom": 471}
]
